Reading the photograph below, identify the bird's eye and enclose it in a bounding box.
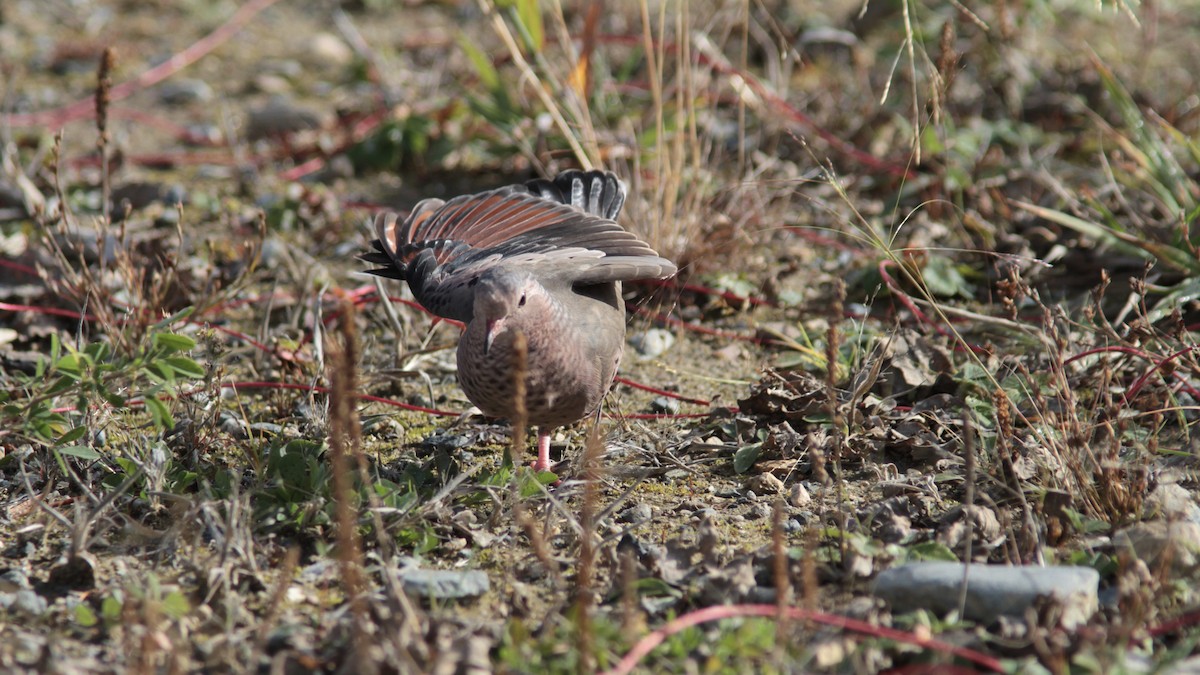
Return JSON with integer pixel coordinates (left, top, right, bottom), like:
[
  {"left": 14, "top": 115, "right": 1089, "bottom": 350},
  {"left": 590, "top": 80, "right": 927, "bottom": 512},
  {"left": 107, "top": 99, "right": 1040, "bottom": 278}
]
[{"left": 518, "top": 293, "right": 527, "bottom": 307}]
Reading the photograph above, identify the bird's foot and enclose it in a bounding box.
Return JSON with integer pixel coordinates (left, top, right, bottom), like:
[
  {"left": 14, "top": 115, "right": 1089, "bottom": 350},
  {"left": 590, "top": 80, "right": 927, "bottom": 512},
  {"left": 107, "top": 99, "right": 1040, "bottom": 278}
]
[{"left": 531, "top": 432, "right": 557, "bottom": 476}]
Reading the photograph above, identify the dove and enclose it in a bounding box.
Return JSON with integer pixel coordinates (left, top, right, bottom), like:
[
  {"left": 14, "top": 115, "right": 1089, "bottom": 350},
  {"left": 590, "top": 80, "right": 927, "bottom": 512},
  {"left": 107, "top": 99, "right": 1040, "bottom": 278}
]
[{"left": 361, "top": 170, "right": 677, "bottom": 472}]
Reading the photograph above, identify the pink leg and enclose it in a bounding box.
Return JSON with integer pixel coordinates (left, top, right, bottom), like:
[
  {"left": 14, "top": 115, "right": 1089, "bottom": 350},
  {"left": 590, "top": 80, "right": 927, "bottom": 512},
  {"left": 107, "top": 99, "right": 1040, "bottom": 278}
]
[{"left": 532, "top": 431, "right": 552, "bottom": 472}]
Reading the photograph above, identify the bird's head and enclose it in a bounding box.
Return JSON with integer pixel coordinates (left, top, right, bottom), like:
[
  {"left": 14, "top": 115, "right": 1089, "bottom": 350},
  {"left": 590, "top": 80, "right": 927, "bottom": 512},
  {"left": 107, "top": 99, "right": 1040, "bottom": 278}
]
[{"left": 474, "top": 269, "right": 539, "bottom": 354}]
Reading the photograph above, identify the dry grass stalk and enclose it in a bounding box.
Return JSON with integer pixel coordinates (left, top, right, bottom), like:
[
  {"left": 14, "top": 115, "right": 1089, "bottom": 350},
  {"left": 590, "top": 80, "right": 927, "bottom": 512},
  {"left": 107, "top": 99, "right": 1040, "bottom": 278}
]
[
  {"left": 511, "top": 330, "right": 528, "bottom": 467},
  {"left": 326, "top": 298, "right": 374, "bottom": 674},
  {"left": 824, "top": 279, "right": 848, "bottom": 557},
  {"left": 574, "top": 424, "right": 604, "bottom": 674},
  {"left": 619, "top": 545, "right": 643, "bottom": 636},
  {"left": 771, "top": 496, "right": 791, "bottom": 664},
  {"left": 513, "top": 496, "right": 561, "bottom": 582},
  {"left": 95, "top": 47, "right": 114, "bottom": 227},
  {"left": 958, "top": 410, "right": 977, "bottom": 617}
]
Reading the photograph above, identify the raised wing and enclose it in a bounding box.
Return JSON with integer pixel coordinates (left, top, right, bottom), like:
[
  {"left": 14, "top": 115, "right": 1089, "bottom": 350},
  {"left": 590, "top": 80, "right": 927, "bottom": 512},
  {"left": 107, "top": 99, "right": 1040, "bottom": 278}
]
[{"left": 360, "top": 171, "right": 676, "bottom": 322}]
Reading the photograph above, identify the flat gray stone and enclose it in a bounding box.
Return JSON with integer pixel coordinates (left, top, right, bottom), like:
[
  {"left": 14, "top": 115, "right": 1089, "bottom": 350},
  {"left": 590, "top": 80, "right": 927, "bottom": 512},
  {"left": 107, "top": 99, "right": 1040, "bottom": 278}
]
[
  {"left": 873, "top": 562, "right": 1099, "bottom": 628},
  {"left": 1114, "top": 520, "right": 1200, "bottom": 575},
  {"left": 399, "top": 568, "right": 490, "bottom": 600}
]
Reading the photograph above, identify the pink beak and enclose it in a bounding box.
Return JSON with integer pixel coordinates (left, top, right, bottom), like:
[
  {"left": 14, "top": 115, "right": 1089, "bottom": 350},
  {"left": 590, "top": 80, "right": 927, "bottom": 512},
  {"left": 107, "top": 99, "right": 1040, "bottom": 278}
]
[{"left": 484, "top": 318, "right": 504, "bottom": 355}]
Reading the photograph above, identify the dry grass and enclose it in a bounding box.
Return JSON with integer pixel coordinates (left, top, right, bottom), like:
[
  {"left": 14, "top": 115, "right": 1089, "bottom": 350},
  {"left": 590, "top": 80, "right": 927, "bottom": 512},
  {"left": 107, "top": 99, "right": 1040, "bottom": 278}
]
[{"left": 2, "top": 0, "right": 1200, "bottom": 672}]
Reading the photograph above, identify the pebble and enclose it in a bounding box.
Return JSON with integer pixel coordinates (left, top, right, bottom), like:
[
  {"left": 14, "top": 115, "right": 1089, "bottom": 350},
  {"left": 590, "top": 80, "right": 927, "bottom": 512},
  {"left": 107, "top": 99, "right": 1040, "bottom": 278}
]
[
  {"left": 399, "top": 568, "right": 490, "bottom": 600},
  {"left": 745, "top": 473, "right": 785, "bottom": 495},
  {"left": 245, "top": 96, "right": 322, "bottom": 140},
  {"left": 110, "top": 182, "right": 187, "bottom": 210},
  {"left": 789, "top": 483, "right": 812, "bottom": 508},
  {"left": 618, "top": 504, "right": 653, "bottom": 523},
  {"left": 649, "top": 396, "right": 680, "bottom": 414},
  {"left": 0, "top": 568, "right": 31, "bottom": 592},
  {"left": 747, "top": 502, "right": 773, "bottom": 520},
  {"left": 311, "top": 33, "right": 354, "bottom": 65},
  {"left": 158, "top": 78, "right": 213, "bottom": 105},
  {"left": 873, "top": 562, "right": 1099, "bottom": 629},
  {"left": 628, "top": 329, "right": 675, "bottom": 360}
]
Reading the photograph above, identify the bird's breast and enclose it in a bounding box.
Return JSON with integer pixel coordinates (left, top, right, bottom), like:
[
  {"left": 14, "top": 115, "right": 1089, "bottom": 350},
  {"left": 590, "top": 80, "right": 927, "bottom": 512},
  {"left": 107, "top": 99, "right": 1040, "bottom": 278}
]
[{"left": 455, "top": 293, "right": 625, "bottom": 428}]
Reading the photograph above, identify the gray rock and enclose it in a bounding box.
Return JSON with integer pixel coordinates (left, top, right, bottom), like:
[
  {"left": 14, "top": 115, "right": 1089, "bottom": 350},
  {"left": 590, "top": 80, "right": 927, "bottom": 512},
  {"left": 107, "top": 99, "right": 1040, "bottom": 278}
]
[
  {"left": 0, "top": 569, "right": 32, "bottom": 592},
  {"left": 873, "top": 562, "right": 1099, "bottom": 629},
  {"left": 1145, "top": 484, "right": 1200, "bottom": 524},
  {"left": 399, "top": 568, "right": 490, "bottom": 600},
  {"left": 618, "top": 503, "right": 653, "bottom": 523},
  {"left": 0, "top": 589, "right": 48, "bottom": 616},
  {"left": 1113, "top": 520, "right": 1200, "bottom": 575}
]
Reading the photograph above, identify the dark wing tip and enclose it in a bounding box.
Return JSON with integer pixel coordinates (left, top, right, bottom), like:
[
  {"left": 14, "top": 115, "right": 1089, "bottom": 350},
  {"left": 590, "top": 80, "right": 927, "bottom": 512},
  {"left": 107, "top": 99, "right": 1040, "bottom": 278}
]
[
  {"left": 523, "top": 170, "right": 626, "bottom": 220},
  {"left": 358, "top": 212, "right": 408, "bottom": 278}
]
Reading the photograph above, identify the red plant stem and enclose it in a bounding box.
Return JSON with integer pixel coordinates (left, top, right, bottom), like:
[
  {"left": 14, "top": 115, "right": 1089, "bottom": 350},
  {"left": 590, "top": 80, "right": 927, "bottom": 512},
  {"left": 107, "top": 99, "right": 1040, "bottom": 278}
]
[
  {"left": 604, "top": 604, "right": 1004, "bottom": 675},
  {"left": 278, "top": 108, "right": 390, "bottom": 181},
  {"left": 219, "top": 381, "right": 460, "bottom": 417},
  {"left": 1063, "top": 345, "right": 1159, "bottom": 366},
  {"left": 220, "top": 381, "right": 720, "bottom": 421},
  {"left": 614, "top": 376, "right": 710, "bottom": 406},
  {"left": 1148, "top": 608, "right": 1200, "bottom": 637},
  {"left": 5, "top": 0, "right": 283, "bottom": 130},
  {"left": 878, "top": 259, "right": 937, "bottom": 328},
  {"left": 877, "top": 260, "right": 991, "bottom": 355},
  {"left": 1122, "top": 345, "right": 1196, "bottom": 404},
  {"left": 0, "top": 302, "right": 97, "bottom": 322},
  {"left": 785, "top": 225, "right": 867, "bottom": 255},
  {"left": 201, "top": 324, "right": 274, "bottom": 355},
  {"left": 0, "top": 259, "right": 39, "bottom": 277},
  {"left": 621, "top": 412, "right": 720, "bottom": 420},
  {"left": 1065, "top": 345, "right": 1200, "bottom": 402},
  {"left": 279, "top": 157, "right": 326, "bottom": 182}
]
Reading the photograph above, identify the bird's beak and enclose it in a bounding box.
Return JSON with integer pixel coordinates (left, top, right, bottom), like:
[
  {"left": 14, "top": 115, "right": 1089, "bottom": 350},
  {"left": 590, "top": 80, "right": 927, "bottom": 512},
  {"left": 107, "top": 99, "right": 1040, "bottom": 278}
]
[{"left": 484, "top": 318, "right": 504, "bottom": 355}]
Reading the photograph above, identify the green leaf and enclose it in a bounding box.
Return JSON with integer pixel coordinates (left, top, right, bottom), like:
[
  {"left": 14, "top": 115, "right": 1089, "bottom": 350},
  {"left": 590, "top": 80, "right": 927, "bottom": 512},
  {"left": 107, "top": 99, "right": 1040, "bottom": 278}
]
[
  {"left": 906, "top": 541, "right": 959, "bottom": 562},
  {"left": 459, "top": 35, "right": 500, "bottom": 91},
  {"left": 153, "top": 332, "right": 197, "bottom": 353},
  {"left": 512, "top": 0, "right": 544, "bottom": 53},
  {"left": 56, "top": 426, "right": 88, "bottom": 446},
  {"left": 74, "top": 603, "right": 98, "bottom": 627},
  {"left": 161, "top": 590, "right": 191, "bottom": 619},
  {"left": 152, "top": 306, "right": 195, "bottom": 331},
  {"left": 56, "top": 353, "right": 84, "bottom": 377},
  {"left": 100, "top": 596, "right": 123, "bottom": 623},
  {"left": 163, "top": 356, "right": 206, "bottom": 379},
  {"left": 921, "top": 257, "right": 974, "bottom": 299},
  {"left": 144, "top": 395, "right": 174, "bottom": 430},
  {"left": 57, "top": 445, "right": 102, "bottom": 461},
  {"left": 733, "top": 442, "right": 763, "bottom": 474},
  {"left": 146, "top": 361, "right": 176, "bottom": 386}
]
